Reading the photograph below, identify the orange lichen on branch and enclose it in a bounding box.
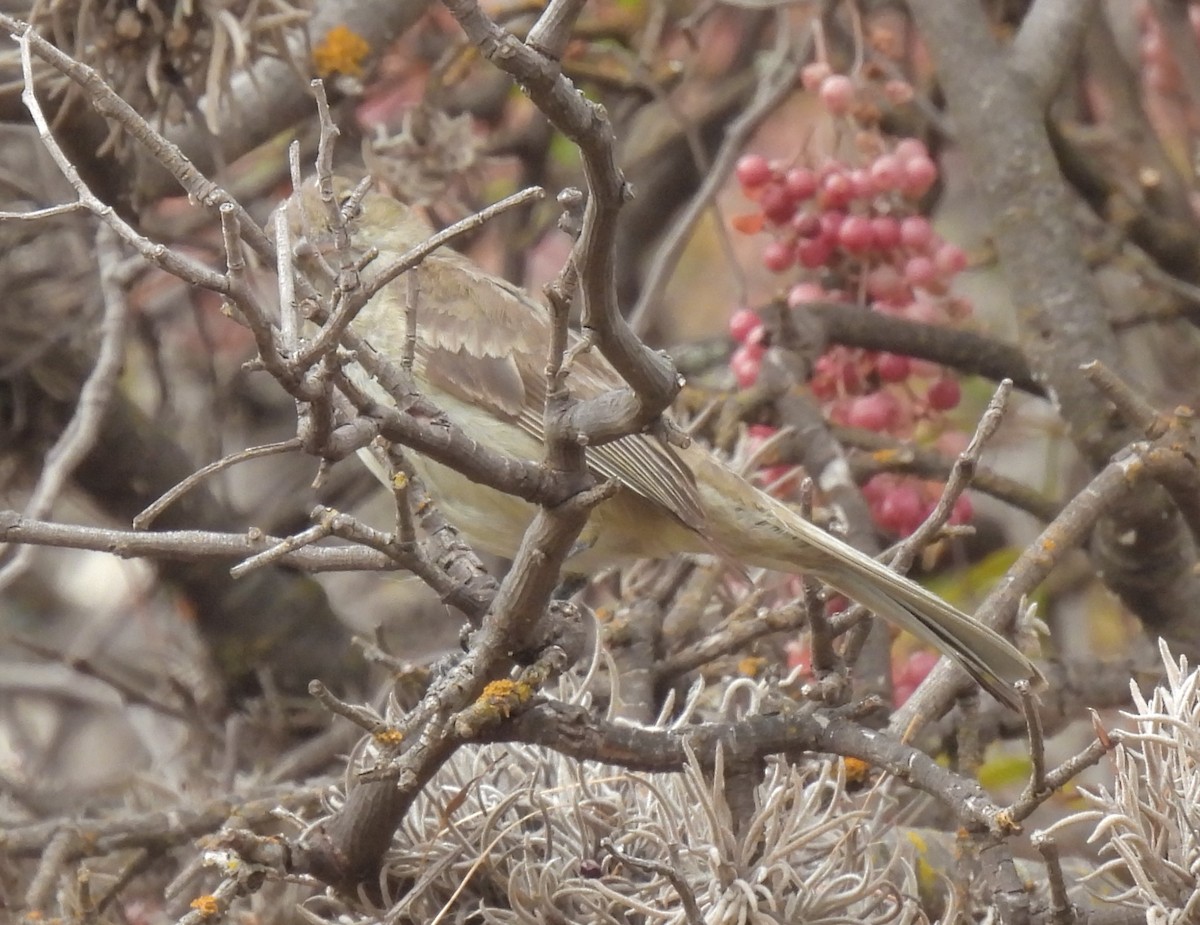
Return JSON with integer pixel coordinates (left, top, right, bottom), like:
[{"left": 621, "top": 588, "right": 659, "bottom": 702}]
[
  {"left": 993, "top": 807, "right": 1020, "bottom": 834},
  {"left": 842, "top": 756, "right": 871, "bottom": 783},
  {"left": 454, "top": 678, "right": 538, "bottom": 737},
  {"left": 738, "top": 655, "right": 766, "bottom": 677},
  {"left": 373, "top": 727, "right": 404, "bottom": 746},
  {"left": 313, "top": 24, "right": 370, "bottom": 78},
  {"left": 478, "top": 678, "right": 533, "bottom": 718},
  {"left": 870, "top": 447, "right": 910, "bottom": 465},
  {"left": 190, "top": 895, "right": 220, "bottom": 917}
]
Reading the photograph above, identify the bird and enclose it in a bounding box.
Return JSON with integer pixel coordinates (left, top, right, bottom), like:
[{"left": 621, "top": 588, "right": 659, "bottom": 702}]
[{"left": 283, "top": 176, "right": 1043, "bottom": 710}]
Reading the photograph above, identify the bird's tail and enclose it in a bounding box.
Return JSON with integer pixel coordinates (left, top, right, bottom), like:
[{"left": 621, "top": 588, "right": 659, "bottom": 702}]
[
  {"left": 819, "top": 557, "right": 1038, "bottom": 710},
  {"left": 737, "top": 487, "right": 1043, "bottom": 710}
]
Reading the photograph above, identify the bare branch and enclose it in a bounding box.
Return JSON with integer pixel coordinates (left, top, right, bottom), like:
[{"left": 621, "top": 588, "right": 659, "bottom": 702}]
[{"left": 1011, "top": 0, "right": 1102, "bottom": 106}]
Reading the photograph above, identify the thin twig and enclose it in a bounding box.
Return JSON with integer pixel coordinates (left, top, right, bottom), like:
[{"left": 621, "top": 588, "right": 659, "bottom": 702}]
[
  {"left": 1031, "top": 834, "right": 1077, "bottom": 925},
  {"left": 134, "top": 439, "right": 303, "bottom": 529},
  {"left": 890, "top": 379, "right": 1013, "bottom": 574},
  {"left": 630, "top": 14, "right": 810, "bottom": 334}
]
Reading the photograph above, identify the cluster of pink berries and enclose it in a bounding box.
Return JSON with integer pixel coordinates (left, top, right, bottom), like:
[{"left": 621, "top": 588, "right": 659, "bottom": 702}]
[
  {"left": 727, "top": 71, "right": 977, "bottom": 537},
  {"left": 737, "top": 58, "right": 977, "bottom": 686},
  {"left": 799, "top": 60, "right": 916, "bottom": 118},
  {"left": 731, "top": 143, "right": 963, "bottom": 289},
  {"left": 862, "top": 471, "right": 973, "bottom": 538}
]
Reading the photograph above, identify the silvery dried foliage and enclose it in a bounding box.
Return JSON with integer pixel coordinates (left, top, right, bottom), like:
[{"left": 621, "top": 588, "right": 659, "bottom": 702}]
[
  {"left": 299, "top": 676, "right": 933, "bottom": 925},
  {"left": 16, "top": 0, "right": 311, "bottom": 141},
  {"left": 1043, "top": 639, "right": 1200, "bottom": 922}
]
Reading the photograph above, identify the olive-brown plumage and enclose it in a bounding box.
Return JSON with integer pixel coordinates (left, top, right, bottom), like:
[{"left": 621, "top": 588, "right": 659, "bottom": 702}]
[{"left": 285, "top": 178, "right": 1043, "bottom": 709}]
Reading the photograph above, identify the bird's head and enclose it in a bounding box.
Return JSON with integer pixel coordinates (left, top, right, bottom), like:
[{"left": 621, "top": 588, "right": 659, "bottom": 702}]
[{"left": 280, "top": 175, "right": 436, "bottom": 266}]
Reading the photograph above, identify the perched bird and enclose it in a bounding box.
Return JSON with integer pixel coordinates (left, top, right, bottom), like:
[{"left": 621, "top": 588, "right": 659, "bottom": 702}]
[{"left": 284, "top": 177, "right": 1042, "bottom": 709}]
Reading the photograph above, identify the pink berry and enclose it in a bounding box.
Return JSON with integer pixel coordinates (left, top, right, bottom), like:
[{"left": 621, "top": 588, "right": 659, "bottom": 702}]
[
  {"left": 877, "top": 483, "right": 924, "bottom": 535},
  {"left": 848, "top": 168, "right": 875, "bottom": 200},
  {"left": 894, "top": 137, "right": 929, "bottom": 163},
  {"left": 904, "top": 255, "right": 937, "bottom": 289},
  {"left": 933, "top": 242, "right": 968, "bottom": 277},
  {"left": 763, "top": 240, "right": 795, "bottom": 273},
  {"left": 825, "top": 351, "right": 862, "bottom": 391},
  {"left": 792, "top": 211, "right": 821, "bottom": 238},
  {"left": 876, "top": 352, "right": 911, "bottom": 382},
  {"left": 950, "top": 493, "right": 974, "bottom": 525},
  {"left": 818, "top": 172, "right": 854, "bottom": 210},
  {"left": 728, "top": 307, "right": 761, "bottom": 344},
  {"left": 760, "top": 183, "right": 796, "bottom": 224},
  {"left": 936, "top": 431, "right": 970, "bottom": 456},
  {"left": 866, "top": 264, "right": 907, "bottom": 302},
  {"left": 838, "top": 215, "right": 874, "bottom": 253},
  {"left": 731, "top": 345, "right": 761, "bottom": 388},
  {"left": 735, "top": 154, "right": 773, "bottom": 189},
  {"left": 893, "top": 649, "right": 940, "bottom": 706},
  {"left": 901, "top": 296, "right": 941, "bottom": 325},
  {"left": 869, "top": 154, "right": 904, "bottom": 191},
  {"left": 787, "top": 281, "right": 827, "bottom": 306},
  {"left": 869, "top": 216, "right": 901, "bottom": 250},
  {"left": 846, "top": 391, "right": 898, "bottom": 431},
  {"left": 899, "top": 215, "right": 933, "bottom": 250},
  {"left": 901, "top": 156, "right": 938, "bottom": 197},
  {"left": 818, "top": 210, "right": 845, "bottom": 242},
  {"left": 927, "top": 376, "right": 961, "bottom": 411},
  {"left": 896, "top": 649, "right": 940, "bottom": 687},
  {"left": 862, "top": 474, "right": 891, "bottom": 504},
  {"left": 824, "top": 593, "right": 850, "bottom": 616},
  {"left": 796, "top": 237, "right": 833, "bottom": 269},
  {"left": 819, "top": 74, "right": 856, "bottom": 115},
  {"left": 812, "top": 376, "right": 838, "bottom": 402},
  {"left": 814, "top": 353, "right": 861, "bottom": 394},
  {"left": 784, "top": 167, "right": 818, "bottom": 200},
  {"left": 801, "top": 61, "right": 832, "bottom": 91}
]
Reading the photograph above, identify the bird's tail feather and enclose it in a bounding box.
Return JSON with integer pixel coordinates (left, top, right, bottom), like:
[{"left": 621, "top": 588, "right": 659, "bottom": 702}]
[
  {"left": 820, "top": 560, "right": 1036, "bottom": 710},
  {"left": 751, "top": 493, "right": 1042, "bottom": 710}
]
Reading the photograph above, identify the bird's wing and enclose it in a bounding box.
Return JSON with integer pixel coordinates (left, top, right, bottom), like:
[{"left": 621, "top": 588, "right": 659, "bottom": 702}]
[{"left": 386, "top": 252, "right": 708, "bottom": 533}]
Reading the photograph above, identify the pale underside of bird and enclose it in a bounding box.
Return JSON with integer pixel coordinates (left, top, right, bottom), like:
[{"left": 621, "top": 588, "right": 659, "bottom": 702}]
[{"left": 284, "top": 178, "right": 1043, "bottom": 709}]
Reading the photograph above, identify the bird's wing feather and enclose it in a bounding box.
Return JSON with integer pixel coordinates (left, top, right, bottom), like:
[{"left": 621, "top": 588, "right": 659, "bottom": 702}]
[{"left": 394, "top": 252, "right": 708, "bottom": 533}]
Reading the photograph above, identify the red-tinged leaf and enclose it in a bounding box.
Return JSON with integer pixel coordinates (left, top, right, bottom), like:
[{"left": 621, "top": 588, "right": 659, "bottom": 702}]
[{"left": 731, "top": 212, "right": 765, "bottom": 235}]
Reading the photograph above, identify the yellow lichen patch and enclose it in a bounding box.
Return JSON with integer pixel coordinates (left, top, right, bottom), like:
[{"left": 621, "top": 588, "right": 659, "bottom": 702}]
[
  {"left": 190, "top": 895, "right": 220, "bottom": 917},
  {"left": 313, "top": 25, "right": 370, "bottom": 78},
  {"left": 479, "top": 678, "right": 533, "bottom": 718},
  {"left": 373, "top": 727, "right": 404, "bottom": 746},
  {"left": 842, "top": 756, "right": 871, "bottom": 784},
  {"left": 870, "top": 448, "right": 909, "bottom": 465},
  {"left": 737, "top": 655, "right": 766, "bottom": 677}
]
